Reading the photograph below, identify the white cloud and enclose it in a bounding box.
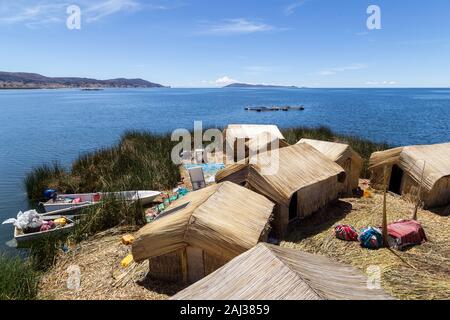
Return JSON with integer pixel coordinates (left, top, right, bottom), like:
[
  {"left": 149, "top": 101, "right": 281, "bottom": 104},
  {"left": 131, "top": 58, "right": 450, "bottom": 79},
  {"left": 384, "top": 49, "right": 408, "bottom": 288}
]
[
  {"left": 215, "top": 76, "right": 239, "bottom": 86},
  {"left": 0, "top": 3, "right": 66, "bottom": 26},
  {"left": 317, "top": 70, "right": 336, "bottom": 76},
  {"left": 283, "top": 0, "right": 309, "bottom": 16},
  {"left": 0, "top": 0, "right": 167, "bottom": 27},
  {"left": 317, "top": 64, "right": 367, "bottom": 76},
  {"left": 197, "top": 19, "right": 280, "bottom": 35},
  {"left": 85, "top": 0, "right": 141, "bottom": 22},
  {"left": 366, "top": 81, "right": 397, "bottom": 86}
]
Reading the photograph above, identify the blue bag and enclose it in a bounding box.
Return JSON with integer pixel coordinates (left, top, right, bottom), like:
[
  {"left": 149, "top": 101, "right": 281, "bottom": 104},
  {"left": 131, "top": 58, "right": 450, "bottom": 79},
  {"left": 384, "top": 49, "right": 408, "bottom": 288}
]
[{"left": 358, "top": 226, "right": 383, "bottom": 249}]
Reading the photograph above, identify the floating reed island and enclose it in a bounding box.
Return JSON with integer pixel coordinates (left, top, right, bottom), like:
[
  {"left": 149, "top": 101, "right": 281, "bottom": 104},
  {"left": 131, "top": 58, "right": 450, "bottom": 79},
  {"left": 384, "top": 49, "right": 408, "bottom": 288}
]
[
  {"left": 4, "top": 125, "right": 449, "bottom": 300},
  {"left": 245, "top": 105, "right": 305, "bottom": 112}
]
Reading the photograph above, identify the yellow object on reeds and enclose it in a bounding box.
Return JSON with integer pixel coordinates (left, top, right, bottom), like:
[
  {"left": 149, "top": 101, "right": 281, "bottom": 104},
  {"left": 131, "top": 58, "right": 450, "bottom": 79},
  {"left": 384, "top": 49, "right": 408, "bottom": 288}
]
[
  {"left": 121, "top": 234, "right": 135, "bottom": 246},
  {"left": 121, "top": 254, "right": 133, "bottom": 268},
  {"left": 363, "top": 189, "right": 373, "bottom": 198}
]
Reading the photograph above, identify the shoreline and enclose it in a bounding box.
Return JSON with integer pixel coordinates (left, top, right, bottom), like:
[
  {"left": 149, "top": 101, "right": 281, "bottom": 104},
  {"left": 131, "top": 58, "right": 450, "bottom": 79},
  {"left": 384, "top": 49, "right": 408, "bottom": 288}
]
[
  {"left": 1, "top": 126, "right": 448, "bottom": 300},
  {"left": 0, "top": 86, "right": 170, "bottom": 90}
]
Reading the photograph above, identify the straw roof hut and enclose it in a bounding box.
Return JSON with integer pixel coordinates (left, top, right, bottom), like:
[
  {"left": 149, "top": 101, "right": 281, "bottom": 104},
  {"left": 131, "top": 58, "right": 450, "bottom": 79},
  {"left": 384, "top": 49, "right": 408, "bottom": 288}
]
[
  {"left": 224, "top": 124, "right": 289, "bottom": 162},
  {"left": 171, "top": 243, "right": 392, "bottom": 300},
  {"left": 369, "top": 142, "right": 450, "bottom": 208},
  {"left": 132, "top": 182, "right": 274, "bottom": 284},
  {"left": 298, "top": 139, "right": 363, "bottom": 196},
  {"left": 216, "top": 143, "right": 346, "bottom": 237}
]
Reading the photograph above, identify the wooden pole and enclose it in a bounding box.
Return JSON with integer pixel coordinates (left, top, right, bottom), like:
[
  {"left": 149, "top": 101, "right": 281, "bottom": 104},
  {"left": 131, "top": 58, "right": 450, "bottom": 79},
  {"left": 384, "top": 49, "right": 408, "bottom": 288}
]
[
  {"left": 412, "top": 161, "right": 426, "bottom": 221},
  {"left": 382, "top": 166, "right": 389, "bottom": 247}
]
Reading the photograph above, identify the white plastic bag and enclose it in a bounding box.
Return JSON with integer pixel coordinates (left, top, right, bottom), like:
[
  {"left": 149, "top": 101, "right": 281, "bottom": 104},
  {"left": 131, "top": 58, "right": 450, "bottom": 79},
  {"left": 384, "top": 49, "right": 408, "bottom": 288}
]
[{"left": 2, "top": 210, "right": 43, "bottom": 230}]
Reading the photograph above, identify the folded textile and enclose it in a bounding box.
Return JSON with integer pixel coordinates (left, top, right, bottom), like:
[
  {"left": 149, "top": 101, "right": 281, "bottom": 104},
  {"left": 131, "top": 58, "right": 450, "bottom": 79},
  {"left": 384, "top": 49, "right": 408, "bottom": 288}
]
[{"left": 387, "top": 219, "right": 427, "bottom": 250}]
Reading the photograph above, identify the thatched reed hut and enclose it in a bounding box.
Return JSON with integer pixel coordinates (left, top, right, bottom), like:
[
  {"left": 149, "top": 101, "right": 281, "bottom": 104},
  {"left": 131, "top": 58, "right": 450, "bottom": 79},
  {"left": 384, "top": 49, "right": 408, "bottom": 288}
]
[
  {"left": 132, "top": 182, "right": 274, "bottom": 284},
  {"left": 224, "top": 124, "right": 289, "bottom": 162},
  {"left": 298, "top": 139, "right": 363, "bottom": 196},
  {"left": 171, "top": 243, "right": 392, "bottom": 300},
  {"left": 369, "top": 142, "right": 450, "bottom": 208},
  {"left": 216, "top": 143, "right": 346, "bottom": 237}
]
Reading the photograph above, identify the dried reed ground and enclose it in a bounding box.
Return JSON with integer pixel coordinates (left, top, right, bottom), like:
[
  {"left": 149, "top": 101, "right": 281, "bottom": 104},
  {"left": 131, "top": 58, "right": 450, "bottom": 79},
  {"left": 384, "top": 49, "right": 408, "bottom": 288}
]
[
  {"left": 39, "top": 188, "right": 449, "bottom": 300},
  {"left": 282, "top": 189, "right": 450, "bottom": 300},
  {"left": 38, "top": 227, "right": 185, "bottom": 300}
]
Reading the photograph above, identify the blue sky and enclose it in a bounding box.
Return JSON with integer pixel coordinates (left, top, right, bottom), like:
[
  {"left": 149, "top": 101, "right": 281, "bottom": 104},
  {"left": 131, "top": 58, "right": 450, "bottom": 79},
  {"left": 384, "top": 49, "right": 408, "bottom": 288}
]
[{"left": 1, "top": 0, "right": 449, "bottom": 87}]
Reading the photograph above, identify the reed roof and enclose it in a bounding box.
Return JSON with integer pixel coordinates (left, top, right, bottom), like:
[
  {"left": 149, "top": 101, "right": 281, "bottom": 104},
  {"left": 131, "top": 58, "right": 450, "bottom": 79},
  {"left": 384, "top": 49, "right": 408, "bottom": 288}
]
[
  {"left": 298, "top": 138, "right": 362, "bottom": 164},
  {"left": 369, "top": 142, "right": 450, "bottom": 191},
  {"left": 171, "top": 243, "right": 392, "bottom": 300},
  {"left": 216, "top": 143, "right": 346, "bottom": 206},
  {"left": 225, "top": 124, "right": 285, "bottom": 140},
  {"left": 132, "top": 182, "right": 274, "bottom": 262}
]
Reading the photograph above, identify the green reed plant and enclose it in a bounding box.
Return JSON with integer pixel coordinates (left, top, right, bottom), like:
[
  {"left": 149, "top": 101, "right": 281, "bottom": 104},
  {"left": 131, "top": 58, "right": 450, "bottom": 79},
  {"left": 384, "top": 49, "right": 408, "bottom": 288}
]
[
  {"left": 25, "top": 131, "right": 181, "bottom": 201},
  {"left": 0, "top": 254, "right": 40, "bottom": 300},
  {"left": 72, "top": 130, "right": 180, "bottom": 192},
  {"left": 29, "top": 234, "right": 65, "bottom": 272},
  {"left": 71, "top": 195, "right": 145, "bottom": 243},
  {"left": 24, "top": 162, "right": 72, "bottom": 202}
]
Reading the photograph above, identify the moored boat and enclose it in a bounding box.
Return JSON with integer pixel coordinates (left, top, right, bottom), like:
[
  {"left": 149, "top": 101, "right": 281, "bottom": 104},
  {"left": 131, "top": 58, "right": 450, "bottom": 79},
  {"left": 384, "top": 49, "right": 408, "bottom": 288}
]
[
  {"left": 14, "top": 216, "right": 75, "bottom": 246},
  {"left": 42, "top": 190, "right": 161, "bottom": 212}
]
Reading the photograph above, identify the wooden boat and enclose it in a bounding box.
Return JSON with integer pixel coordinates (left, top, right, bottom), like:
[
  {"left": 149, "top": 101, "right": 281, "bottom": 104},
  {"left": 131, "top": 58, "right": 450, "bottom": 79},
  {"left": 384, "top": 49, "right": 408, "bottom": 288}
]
[
  {"left": 14, "top": 216, "right": 75, "bottom": 246},
  {"left": 42, "top": 190, "right": 161, "bottom": 213}
]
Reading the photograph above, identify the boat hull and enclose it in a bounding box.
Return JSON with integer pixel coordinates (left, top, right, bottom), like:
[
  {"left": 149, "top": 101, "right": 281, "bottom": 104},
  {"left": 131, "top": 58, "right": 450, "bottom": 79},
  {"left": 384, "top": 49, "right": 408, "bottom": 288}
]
[
  {"left": 14, "top": 218, "right": 75, "bottom": 247},
  {"left": 42, "top": 191, "right": 161, "bottom": 212},
  {"left": 43, "top": 201, "right": 93, "bottom": 213}
]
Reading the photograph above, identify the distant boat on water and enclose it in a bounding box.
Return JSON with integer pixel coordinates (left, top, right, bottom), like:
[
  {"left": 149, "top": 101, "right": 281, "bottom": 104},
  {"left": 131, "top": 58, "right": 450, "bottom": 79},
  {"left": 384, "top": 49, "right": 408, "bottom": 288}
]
[
  {"left": 81, "top": 88, "right": 104, "bottom": 91},
  {"left": 245, "top": 105, "right": 305, "bottom": 112}
]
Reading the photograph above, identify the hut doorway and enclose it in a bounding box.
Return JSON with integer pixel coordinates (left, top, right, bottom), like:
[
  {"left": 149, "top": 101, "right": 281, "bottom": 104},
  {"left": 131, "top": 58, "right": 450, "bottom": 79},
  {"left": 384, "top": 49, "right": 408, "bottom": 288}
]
[
  {"left": 389, "top": 165, "right": 404, "bottom": 195},
  {"left": 186, "top": 247, "right": 205, "bottom": 284},
  {"left": 289, "top": 192, "right": 298, "bottom": 221},
  {"left": 233, "top": 138, "right": 247, "bottom": 162}
]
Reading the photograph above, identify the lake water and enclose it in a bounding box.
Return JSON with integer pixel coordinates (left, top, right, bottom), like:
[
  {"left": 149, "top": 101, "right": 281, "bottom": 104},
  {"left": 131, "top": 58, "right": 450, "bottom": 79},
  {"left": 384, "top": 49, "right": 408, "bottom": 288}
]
[{"left": 1, "top": 88, "right": 449, "bottom": 252}]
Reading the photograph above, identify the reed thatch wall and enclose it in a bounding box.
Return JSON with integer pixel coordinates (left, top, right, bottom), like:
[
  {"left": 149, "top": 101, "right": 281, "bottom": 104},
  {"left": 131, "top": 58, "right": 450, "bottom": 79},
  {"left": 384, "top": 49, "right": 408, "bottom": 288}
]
[
  {"left": 149, "top": 250, "right": 184, "bottom": 283},
  {"left": 204, "top": 250, "right": 229, "bottom": 276},
  {"left": 369, "top": 142, "right": 450, "bottom": 208},
  {"left": 299, "top": 139, "right": 363, "bottom": 196},
  {"left": 171, "top": 243, "right": 392, "bottom": 300},
  {"left": 148, "top": 246, "right": 231, "bottom": 284},
  {"left": 270, "top": 175, "right": 341, "bottom": 236}
]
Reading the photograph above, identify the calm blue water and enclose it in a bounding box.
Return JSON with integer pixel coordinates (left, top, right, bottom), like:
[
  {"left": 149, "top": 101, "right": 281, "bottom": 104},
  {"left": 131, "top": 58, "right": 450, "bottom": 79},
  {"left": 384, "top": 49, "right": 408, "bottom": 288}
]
[{"left": 1, "top": 88, "right": 449, "bottom": 251}]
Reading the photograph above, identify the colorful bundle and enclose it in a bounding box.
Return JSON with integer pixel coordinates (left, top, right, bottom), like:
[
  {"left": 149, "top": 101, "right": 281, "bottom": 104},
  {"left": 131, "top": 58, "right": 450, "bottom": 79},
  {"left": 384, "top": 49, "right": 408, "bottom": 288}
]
[
  {"left": 358, "top": 227, "right": 383, "bottom": 249},
  {"left": 334, "top": 224, "right": 359, "bottom": 241}
]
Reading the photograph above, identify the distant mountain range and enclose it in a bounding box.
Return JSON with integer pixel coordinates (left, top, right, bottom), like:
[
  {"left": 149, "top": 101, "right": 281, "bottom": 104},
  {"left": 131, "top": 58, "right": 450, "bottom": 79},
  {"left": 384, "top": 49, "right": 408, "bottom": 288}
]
[
  {"left": 0, "top": 72, "right": 166, "bottom": 89},
  {"left": 224, "top": 83, "right": 301, "bottom": 89}
]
